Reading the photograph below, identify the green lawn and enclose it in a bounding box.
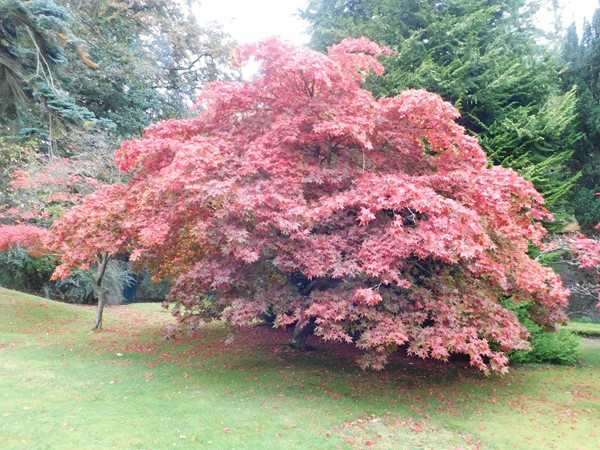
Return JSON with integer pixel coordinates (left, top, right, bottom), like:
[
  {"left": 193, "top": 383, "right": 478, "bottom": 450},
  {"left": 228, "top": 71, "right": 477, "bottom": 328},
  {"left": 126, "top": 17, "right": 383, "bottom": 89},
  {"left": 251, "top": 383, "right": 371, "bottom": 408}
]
[
  {"left": 0, "top": 288, "right": 598, "bottom": 449},
  {"left": 563, "top": 320, "right": 600, "bottom": 338}
]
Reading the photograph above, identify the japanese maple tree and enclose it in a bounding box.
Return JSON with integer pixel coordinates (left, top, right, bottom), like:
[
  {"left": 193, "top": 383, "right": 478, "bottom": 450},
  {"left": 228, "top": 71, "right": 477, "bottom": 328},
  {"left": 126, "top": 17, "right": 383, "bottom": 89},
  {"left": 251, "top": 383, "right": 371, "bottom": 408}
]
[
  {"left": 1, "top": 184, "right": 131, "bottom": 329},
  {"left": 99, "top": 37, "right": 569, "bottom": 373},
  {"left": 46, "top": 182, "right": 131, "bottom": 328},
  {"left": 0, "top": 156, "right": 129, "bottom": 329}
]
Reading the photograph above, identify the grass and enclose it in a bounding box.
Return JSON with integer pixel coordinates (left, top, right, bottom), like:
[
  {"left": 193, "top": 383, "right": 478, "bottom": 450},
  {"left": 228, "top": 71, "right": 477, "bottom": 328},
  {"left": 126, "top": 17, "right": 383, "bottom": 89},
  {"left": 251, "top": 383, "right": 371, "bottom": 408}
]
[
  {"left": 563, "top": 320, "right": 600, "bottom": 338},
  {"left": 0, "top": 287, "right": 599, "bottom": 449}
]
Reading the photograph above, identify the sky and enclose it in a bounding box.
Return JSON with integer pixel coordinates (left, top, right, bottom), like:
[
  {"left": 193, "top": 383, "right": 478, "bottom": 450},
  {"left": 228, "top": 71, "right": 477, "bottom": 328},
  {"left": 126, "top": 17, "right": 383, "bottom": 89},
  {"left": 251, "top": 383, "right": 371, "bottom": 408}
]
[
  {"left": 563, "top": 0, "right": 599, "bottom": 30},
  {"left": 194, "top": 0, "right": 599, "bottom": 46},
  {"left": 194, "top": 0, "right": 310, "bottom": 45}
]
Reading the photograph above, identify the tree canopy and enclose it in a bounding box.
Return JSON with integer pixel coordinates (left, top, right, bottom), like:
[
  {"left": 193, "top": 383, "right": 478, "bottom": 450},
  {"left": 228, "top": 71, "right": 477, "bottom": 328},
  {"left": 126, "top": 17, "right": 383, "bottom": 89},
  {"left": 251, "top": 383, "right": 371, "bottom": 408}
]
[{"left": 2, "top": 0, "right": 595, "bottom": 363}]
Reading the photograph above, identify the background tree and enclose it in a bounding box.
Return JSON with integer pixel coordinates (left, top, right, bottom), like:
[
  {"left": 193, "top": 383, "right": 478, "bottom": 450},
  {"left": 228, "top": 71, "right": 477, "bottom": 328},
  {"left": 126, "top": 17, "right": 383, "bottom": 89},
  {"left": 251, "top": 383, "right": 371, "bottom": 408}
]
[
  {"left": 0, "top": 182, "right": 132, "bottom": 329},
  {"left": 0, "top": 142, "right": 136, "bottom": 324},
  {"left": 0, "top": 0, "right": 70, "bottom": 122},
  {"left": 54, "top": 0, "right": 235, "bottom": 139},
  {"left": 0, "top": 0, "right": 116, "bottom": 159},
  {"left": 83, "top": 38, "right": 570, "bottom": 374},
  {"left": 560, "top": 12, "right": 600, "bottom": 234},
  {"left": 302, "top": 0, "right": 581, "bottom": 217},
  {"left": 1, "top": 0, "right": 235, "bottom": 158},
  {"left": 46, "top": 183, "right": 132, "bottom": 329},
  {"left": 0, "top": 0, "right": 234, "bottom": 304}
]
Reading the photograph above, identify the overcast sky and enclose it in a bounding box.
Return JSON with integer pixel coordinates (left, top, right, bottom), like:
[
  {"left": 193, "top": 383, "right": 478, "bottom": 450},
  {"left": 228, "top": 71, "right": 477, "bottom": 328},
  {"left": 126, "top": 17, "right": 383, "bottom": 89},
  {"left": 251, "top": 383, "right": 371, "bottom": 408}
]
[
  {"left": 194, "top": 0, "right": 310, "bottom": 45},
  {"left": 194, "top": 0, "right": 599, "bottom": 46},
  {"left": 564, "top": 0, "right": 599, "bottom": 28}
]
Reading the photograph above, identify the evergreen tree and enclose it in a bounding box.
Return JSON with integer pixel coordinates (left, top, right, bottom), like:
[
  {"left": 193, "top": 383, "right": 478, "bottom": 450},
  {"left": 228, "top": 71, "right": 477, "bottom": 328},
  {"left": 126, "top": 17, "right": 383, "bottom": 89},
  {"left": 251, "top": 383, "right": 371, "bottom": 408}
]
[
  {"left": 561, "top": 12, "right": 600, "bottom": 234},
  {"left": 302, "top": 0, "right": 581, "bottom": 214},
  {"left": 0, "top": 0, "right": 73, "bottom": 124},
  {"left": 55, "top": 0, "right": 235, "bottom": 138}
]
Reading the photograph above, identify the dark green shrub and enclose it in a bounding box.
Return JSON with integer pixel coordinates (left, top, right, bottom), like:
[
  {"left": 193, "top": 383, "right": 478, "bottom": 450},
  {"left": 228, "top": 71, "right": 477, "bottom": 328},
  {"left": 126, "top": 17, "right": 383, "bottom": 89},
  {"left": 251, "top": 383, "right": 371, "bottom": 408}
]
[
  {"left": 260, "top": 304, "right": 277, "bottom": 326},
  {"left": 502, "top": 297, "right": 580, "bottom": 365},
  {"left": 43, "top": 260, "right": 135, "bottom": 304},
  {"left": 134, "top": 268, "right": 170, "bottom": 302},
  {"left": 510, "top": 329, "right": 580, "bottom": 365},
  {"left": 572, "top": 186, "right": 600, "bottom": 234},
  {"left": 0, "top": 246, "right": 55, "bottom": 294},
  {"left": 42, "top": 269, "right": 96, "bottom": 304}
]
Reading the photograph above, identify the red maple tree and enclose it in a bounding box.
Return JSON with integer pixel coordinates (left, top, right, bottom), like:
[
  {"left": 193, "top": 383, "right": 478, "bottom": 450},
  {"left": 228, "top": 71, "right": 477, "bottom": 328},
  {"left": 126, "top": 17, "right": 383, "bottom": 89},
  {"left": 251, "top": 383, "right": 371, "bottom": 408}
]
[
  {"left": 11, "top": 38, "right": 570, "bottom": 373},
  {"left": 0, "top": 157, "right": 129, "bottom": 329}
]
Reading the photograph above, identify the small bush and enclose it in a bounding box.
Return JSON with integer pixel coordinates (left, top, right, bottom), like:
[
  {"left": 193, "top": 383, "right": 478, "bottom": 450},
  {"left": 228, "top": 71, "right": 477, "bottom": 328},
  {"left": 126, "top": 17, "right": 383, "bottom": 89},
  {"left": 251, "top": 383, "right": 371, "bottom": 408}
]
[
  {"left": 134, "top": 268, "right": 170, "bottom": 302},
  {"left": 502, "top": 297, "right": 580, "bottom": 365},
  {"left": 43, "top": 260, "right": 135, "bottom": 304},
  {"left": 0, "top": 246, "right": 55, "bottom": 294},
  {"left": 570, "top": 316, "right": 598, "bottom": 324},
  {"left": 510, "top": 329, "right": 580, "bottom": 365}
]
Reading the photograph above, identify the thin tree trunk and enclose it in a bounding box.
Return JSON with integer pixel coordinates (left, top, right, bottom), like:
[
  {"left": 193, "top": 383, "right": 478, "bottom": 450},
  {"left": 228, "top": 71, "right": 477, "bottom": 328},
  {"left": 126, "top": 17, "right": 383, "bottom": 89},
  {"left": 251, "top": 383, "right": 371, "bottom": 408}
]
[
  {"left": 291, "top": 318, "right": 316, "bottom": 350},
  {"left": 92, "top": 251, "right": 110, "bottom": 330}
]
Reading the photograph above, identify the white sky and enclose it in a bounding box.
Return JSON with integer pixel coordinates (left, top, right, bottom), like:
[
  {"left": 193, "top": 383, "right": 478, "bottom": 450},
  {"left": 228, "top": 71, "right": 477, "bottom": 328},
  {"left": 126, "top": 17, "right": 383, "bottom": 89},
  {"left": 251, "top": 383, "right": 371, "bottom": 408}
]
[
  {"left": 194, "top": 0, "right": 310, "bottom": 45},
  {"left": 543, "top": 0, "right": 598, "bottom": 35},
  {"left": 563, "top": 0, "right": 599, "bottom": 31},
  {"left": 194, "top": 0, "right": 599, "bottom": 46}
]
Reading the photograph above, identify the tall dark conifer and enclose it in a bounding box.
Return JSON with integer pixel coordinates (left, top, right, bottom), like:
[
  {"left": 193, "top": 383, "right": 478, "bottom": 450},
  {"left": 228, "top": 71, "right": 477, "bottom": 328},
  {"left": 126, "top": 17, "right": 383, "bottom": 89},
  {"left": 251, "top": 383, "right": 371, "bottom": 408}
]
[{"left": 562, "top": 10, "right": 600, "bottom": 233}]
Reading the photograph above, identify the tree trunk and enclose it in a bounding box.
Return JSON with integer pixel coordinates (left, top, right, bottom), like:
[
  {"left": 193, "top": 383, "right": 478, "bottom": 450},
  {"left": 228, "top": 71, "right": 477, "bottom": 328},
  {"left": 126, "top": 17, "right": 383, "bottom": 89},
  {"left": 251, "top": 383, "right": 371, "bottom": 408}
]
[
  {"left": 92, "top": 251, "right": 110, "bottom": 330},
  {"left": 93, "top": 290, "right": 106, "bottom": 330},
  {"left": 291, "top": 318, "right": 316, "bottom": 350}
]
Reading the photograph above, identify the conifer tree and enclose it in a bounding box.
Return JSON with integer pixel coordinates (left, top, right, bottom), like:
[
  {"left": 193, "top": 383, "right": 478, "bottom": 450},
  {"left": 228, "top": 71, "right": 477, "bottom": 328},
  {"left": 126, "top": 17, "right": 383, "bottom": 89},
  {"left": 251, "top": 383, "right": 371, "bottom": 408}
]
[
  {"left": 561, "top": 12, "right": 600, "bottom": 233},
  {"left": 0, "top": 0, "right": 72, "bottom": 124},
  {"left": 302, "top": 0, "right": 581, "bottom": 214}
]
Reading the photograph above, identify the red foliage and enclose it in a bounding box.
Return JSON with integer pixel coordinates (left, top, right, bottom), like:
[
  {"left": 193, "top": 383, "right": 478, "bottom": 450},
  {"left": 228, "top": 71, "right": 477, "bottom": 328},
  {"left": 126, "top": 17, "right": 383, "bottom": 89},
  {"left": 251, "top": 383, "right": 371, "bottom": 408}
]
[
  {"left": 0, "top": 156, "right": 124, "bottom": 275},
  {"left": 70, "top": 38, "right": 569, "bottom": 373},
  {"left": 0, "top": 224, "right": 49, "bottom": 255},
  {"left": 570, "top": 201, "right": 600, "bottom": 306},
  {"left": 572, "top": 234, "right": 600, "bottom": 270},
  {"left": 45, "top": 183, "right": 131, "bottom": 279}
]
